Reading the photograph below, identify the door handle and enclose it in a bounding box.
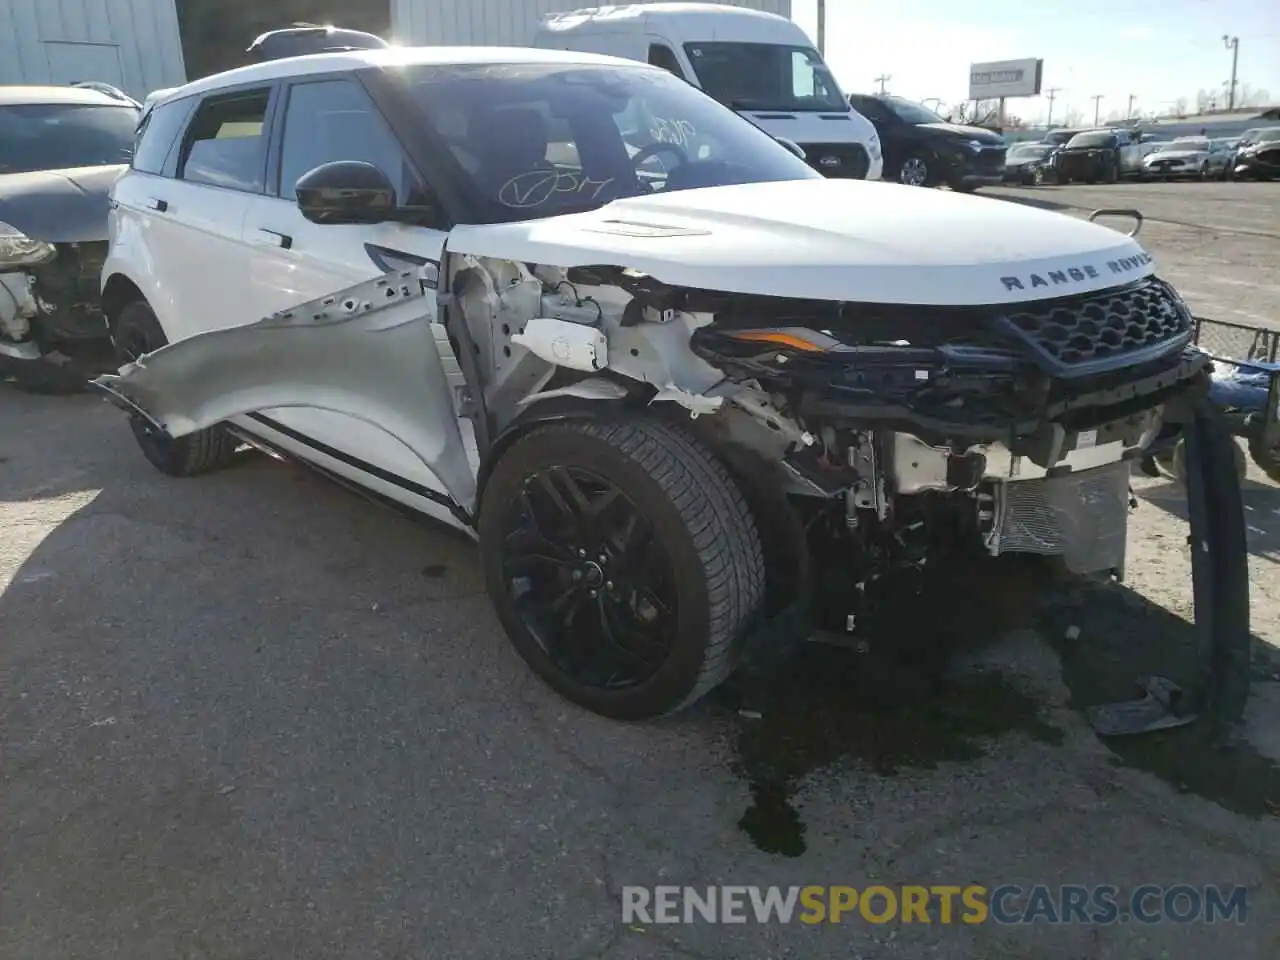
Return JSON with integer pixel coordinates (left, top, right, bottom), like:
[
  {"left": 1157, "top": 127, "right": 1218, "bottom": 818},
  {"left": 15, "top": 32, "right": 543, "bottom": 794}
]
[
  {"left": 255, "top": 228, "right": 293, "bottom": 250},
  {"left": 146, "top": 197, "right": 169, "bottom": 212}
]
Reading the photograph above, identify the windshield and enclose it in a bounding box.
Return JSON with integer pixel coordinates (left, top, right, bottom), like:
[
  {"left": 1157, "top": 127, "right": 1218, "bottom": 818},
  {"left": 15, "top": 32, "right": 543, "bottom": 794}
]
[
  {"left": 1256, "top": 127, "right": 1280, "bottom": 143},
  {"left": 1066, "top": 132, "right": 1114, "bottom": 148},
  {"left": 1043, "top": 130, "right": 1077, "bottom": 145},
  {"left": 0, "top": 103, "right": 138, "bottom": 174},
  {"left": 399, "top": 62, "right": 820, "bottom": 223},
  {"left": 882, "top": 96, "right": 946, "bottom": 125},
  {"left": 1169, "top": 137, "right": 1209, "bottom": 151},
  {"left": 1008, "top": 143, "right": 1050, "bottom": 159},
  {"left": 681, "top": 42, "right": 847, "bottom": 112}
]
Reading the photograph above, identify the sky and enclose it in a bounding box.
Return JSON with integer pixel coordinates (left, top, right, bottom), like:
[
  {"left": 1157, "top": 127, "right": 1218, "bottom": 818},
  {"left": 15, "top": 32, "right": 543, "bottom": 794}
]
[{"left": 789, "top": 0, "right": 1280, "bottom": 125}]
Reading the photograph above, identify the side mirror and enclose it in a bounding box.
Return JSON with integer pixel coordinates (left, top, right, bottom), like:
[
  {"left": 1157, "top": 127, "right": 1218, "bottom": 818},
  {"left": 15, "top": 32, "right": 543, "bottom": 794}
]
[
  {"left": 295, "top": 160, "right": 399, "bottom": 225},
  {"left": 776, "top": 137, "right": 806, "bottom": 161}
]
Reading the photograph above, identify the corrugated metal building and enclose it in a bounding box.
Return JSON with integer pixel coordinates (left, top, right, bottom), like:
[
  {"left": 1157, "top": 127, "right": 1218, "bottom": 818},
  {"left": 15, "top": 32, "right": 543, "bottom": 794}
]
[
  {"left": 0, "top": 0, "right": 187, "bottom": 96},
  {"left": 1, "top": 1, "right": 796, "bottom": 96},
  {"left": 390, "top": 0, "right": 792, "bottom": 46}
]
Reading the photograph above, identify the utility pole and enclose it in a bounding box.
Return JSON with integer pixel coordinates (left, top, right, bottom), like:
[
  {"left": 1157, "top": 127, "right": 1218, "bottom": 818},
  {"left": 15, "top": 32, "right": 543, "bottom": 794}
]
[
  {"left": 1091, "top": 94, "right": 1104, "bottom": 126},
  {"left": 873, "top": 74, "right": 891, "bottom": 95},
  {"left": 1045, "top": 87, "right": 1061, "bottom": 126},
  {"left": 817, "top": 0, "right": 825, "bottom": 56},
  {"left": 1127, "top": 93, "right": 1136, "bottom": 118},
  {"left": 1223, "top": 35, "right": 1239, "bottom": 110}
]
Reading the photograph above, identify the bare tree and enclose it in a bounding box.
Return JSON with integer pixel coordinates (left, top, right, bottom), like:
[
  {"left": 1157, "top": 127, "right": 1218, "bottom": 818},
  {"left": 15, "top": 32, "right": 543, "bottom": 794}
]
[
  {"left": 1172, "top": 96, "right": 1189, "bottom": 117},
  {"left": 1238, "top": 84, "right": 1273, "bottom": 108}
]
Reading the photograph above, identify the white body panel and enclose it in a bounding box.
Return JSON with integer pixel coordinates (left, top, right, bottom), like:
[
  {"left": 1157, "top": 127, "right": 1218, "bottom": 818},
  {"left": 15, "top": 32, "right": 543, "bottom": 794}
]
[
  {"left": 447, "top": 178, "right": 1155, "bottom": 305},
  {"left": 0, "top": 0, "right": 186, "bottom": 99}
]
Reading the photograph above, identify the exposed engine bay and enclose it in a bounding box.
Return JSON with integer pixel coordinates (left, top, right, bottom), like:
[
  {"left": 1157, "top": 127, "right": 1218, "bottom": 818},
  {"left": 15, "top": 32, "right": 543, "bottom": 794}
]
[
  {"left": 0, "top": 240, "right": 113, "bottom": 388},
  {"left": 443, "top": 253, "right": 1206, "bottom": 607}
]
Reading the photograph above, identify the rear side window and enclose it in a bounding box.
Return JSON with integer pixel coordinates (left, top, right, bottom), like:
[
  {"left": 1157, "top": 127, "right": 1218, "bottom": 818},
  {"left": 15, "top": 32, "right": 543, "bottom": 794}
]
[
  {"left": 276, "top": 78, "right": 421, "bottom": 202},
  {"left": 132, "top": 98, "right": 195, "bottom": 175},
  {"left": 179, "top": 90, "right": 271, "bottom": 192}
]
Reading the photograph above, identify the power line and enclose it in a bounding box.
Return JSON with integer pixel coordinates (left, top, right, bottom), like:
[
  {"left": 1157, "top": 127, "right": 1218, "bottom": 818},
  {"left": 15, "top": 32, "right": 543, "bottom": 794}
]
[
  {"left": 873, "top": 74, "right": 891, "bottom": 95},
  {"left": 1091, "top": 94, "right": 1104, "bottom": 126}
]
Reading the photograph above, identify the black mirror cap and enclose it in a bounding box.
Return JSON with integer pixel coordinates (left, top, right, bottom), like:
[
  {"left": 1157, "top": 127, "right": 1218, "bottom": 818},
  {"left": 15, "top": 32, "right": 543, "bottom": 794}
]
[{"left": 296, "top": 161, "right": 397, "bottom": 225}]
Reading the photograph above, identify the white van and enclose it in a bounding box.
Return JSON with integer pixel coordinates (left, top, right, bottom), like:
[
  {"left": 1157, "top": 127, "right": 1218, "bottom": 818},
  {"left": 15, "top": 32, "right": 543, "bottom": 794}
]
[{"left": 533, "top": 3, "right": 883, "bottom": 180}]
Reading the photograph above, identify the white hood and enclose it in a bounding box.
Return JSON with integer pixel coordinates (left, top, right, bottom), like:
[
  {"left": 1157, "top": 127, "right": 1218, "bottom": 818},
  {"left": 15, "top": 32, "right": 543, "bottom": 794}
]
[
  {"left": 1146, "top": 150, "right": 1205, "bottom": 161},
  {"left": 448, "top": 179, "right": 1155, "bottom": 307}
]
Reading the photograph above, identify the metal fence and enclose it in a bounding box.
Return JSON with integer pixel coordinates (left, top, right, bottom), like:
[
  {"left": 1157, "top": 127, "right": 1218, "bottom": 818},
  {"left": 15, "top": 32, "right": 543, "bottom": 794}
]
[{"left": 1193, "top": 316, "right": 1280, "bottom": 364}]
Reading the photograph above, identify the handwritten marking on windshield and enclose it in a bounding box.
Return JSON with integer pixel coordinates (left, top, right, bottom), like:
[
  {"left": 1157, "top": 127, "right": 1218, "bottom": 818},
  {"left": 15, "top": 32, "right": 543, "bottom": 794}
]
[
  {"left": 498, "top": 170, "right": 614, "bottom": 208},
  {"left": 649, "top": 117, "right": 697, "bottom": 147}
]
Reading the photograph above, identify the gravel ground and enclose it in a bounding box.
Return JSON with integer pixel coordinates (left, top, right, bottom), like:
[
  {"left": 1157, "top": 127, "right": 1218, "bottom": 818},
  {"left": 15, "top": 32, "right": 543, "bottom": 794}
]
[{"left": 3, "top": 182, "right": 1280, "bottom": 959}]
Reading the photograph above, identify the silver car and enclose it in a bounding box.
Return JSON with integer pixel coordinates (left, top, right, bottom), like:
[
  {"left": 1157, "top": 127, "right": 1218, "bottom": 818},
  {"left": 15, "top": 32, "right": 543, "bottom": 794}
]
[{"left": 1141, "top": 136, "right": 1226, "bottom": 180}]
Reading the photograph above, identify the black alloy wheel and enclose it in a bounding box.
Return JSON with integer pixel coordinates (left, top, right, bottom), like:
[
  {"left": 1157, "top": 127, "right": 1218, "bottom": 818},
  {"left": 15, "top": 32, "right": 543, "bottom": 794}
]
[{"left": 479, "top": 418, "right": 764, "bottom": 720}]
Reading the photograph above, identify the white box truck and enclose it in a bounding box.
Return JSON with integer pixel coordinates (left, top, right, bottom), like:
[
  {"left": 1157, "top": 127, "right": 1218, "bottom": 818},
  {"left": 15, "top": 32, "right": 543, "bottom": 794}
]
[{"left": 390, "top": 1, "right": 883, "bottom": 180}]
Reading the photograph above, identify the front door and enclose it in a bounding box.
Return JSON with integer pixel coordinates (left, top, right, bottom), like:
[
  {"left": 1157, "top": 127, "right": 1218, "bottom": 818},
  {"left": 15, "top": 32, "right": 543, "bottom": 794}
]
[{"left": 237, "top": 75, "right": 461, "bottom": 508}]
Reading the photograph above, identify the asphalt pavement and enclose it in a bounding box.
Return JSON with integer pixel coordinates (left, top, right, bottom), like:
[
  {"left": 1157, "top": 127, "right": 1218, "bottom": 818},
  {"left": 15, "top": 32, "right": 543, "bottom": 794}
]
[{"left": 4, "top": 180, "right": 1280, "bottom": 959}]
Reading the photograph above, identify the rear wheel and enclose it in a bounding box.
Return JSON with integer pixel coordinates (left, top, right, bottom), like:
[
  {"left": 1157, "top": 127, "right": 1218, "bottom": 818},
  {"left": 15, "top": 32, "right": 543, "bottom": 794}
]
[
  {"left": 479, "top": 417, "right": 765, "bottom": 720},
  {"left": 112, "top": 300, "right": 239, "bottom": 477}
]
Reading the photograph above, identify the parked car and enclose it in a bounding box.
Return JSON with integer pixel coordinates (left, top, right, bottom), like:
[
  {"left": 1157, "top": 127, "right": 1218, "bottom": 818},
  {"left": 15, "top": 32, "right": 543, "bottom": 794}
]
[
  {"left": 245, "top": 24, "right": 390, "bottom": 62},
  {"left": 71, "top": 81, "right": 142, "bottom": 109},
  {"left": 1231, "top": 126, "right": 1280, "bottom": 180},
  {"left": 95, "top": 47, "right": 1209, "bottom": 720},
  {"left": 1002, "top": 142, "right": 1054, "bottom": 184},
  {"left": 1141, "top": 136, "right": 1218, "bottom": 180},
  {"left": 847, "top": 93, "right": 1006, "bottom": 190},
  {"left": 1053, "top": 129, "right": 1123, "bottom": 184},
  {"left": 0, "top": 85, "right": 139, "bottom": 391}
]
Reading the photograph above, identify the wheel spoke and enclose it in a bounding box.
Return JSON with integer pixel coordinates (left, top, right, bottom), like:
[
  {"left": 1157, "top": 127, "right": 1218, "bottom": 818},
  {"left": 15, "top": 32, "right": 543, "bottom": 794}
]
[{"left": 499, "top": 463, "right": 678, "bottom": 691}]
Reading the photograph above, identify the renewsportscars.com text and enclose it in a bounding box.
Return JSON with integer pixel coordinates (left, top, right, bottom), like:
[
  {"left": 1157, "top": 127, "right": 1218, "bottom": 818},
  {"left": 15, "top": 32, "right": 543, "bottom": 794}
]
[{"left": 621, "top": 884, "right": 1248, "bottom": 926}]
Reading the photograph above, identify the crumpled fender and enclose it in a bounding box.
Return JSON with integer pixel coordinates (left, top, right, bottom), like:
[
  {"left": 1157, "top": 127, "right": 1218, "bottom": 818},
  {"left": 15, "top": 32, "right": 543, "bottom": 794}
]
[{"left": 91, "top": 270, "right": 478, "bottom": 514}]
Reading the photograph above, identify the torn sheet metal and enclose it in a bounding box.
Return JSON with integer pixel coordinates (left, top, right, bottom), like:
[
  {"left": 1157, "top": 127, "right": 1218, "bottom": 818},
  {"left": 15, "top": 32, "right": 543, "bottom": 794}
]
[{"left": 92, "top": 271, "right": 478, "bottom": 514}]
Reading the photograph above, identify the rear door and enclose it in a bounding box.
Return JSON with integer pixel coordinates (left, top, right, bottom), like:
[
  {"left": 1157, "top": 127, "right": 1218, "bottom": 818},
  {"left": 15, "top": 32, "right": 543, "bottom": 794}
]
[
  {"left": 236, "top": 72, "right": 460, "bottom": 499},
  {"left": 114, "top": 84, "right": 279, "bottom": 342}
]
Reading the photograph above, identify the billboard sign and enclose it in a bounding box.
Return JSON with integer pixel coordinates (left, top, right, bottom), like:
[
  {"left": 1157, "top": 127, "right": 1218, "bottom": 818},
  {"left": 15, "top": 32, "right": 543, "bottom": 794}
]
[{"left": 968, "top": 59, "right": 1044, "bottom": 99}]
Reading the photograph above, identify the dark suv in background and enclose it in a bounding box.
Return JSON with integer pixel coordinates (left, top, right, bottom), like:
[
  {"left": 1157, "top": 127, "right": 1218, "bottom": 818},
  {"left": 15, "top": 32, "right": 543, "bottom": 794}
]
[{"left": 848, "top": 93, "right": 1006, "bottom": 192}]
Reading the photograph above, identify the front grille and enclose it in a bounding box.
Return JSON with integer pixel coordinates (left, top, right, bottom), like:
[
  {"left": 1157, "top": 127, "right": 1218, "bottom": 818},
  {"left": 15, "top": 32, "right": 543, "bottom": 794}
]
[
  {"left": 989, "top": 461, "right": 1129, "bottom": 574},
  {"left": 999, "top": 278, "right": 1193, "bottom": 374},
  {"left": 803, "top": 143, "right": 870, "bottom": 179}
]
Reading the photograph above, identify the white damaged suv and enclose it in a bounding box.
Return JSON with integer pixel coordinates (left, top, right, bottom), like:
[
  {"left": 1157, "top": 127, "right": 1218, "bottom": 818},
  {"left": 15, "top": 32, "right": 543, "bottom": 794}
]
[{"left": 97, "top": 48, "right": 1208, "bottom": 720}]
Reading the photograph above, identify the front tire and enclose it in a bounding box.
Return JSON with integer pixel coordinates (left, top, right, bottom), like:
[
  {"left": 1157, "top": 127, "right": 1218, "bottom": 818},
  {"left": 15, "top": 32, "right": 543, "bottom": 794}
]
[
  {"left": 897, "top": 154, "right": 932, "bottom": 187},
  {"left": 479, "top": 418, "right": 765, "bottom": 720},
  {"left": 112, "top": 300, "right": 239, "bottom": 477}
]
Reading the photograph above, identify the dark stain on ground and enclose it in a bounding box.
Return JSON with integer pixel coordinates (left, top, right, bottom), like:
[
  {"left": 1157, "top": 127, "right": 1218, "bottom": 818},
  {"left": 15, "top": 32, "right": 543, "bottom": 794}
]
[
  {"left": 719, "top": 557, "right": 1065, "bottom": 857},
  {"left": 1042, "top": 575, "right": 1280, "bottom": 821}
]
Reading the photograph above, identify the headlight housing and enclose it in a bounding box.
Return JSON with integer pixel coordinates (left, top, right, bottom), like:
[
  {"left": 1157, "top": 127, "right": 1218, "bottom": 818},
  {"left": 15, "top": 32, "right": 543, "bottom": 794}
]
[{"left": 0, "top": 222, "right": 56, "bottom": 269}]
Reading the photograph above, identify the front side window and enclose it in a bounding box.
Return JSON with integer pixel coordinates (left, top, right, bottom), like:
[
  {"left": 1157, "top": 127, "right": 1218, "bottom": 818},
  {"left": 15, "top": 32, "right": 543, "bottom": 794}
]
[
  {"left": 0, "top": 103, "right": 138, "bottom": 174},
  {"left": 399, "top": 62, "right": 819, "bottom": 223},
  {"left": 682, "top": 42, "right": 846, "bottom": 112},
  {"left": 179, "top": 90, "right": 271, "bottom": 192},
  {"left": 647, "top": 44, "right": 685, "bottom": 79},
  {"left": 276, "top": 78, "right": 423, "bottom": 202}
]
